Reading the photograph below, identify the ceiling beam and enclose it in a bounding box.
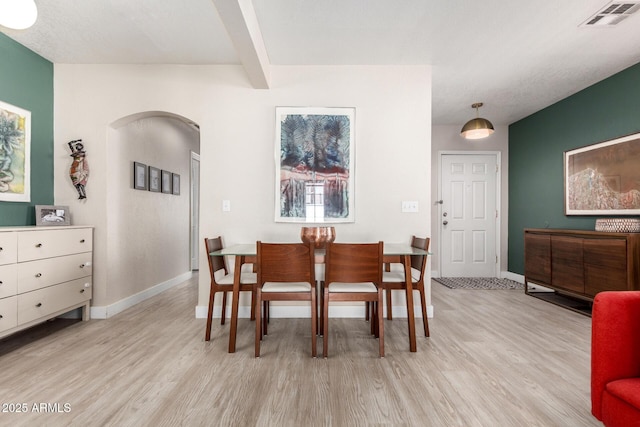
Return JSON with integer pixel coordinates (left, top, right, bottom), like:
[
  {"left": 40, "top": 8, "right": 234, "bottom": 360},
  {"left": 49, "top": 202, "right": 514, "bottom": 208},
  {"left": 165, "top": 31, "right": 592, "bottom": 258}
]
[{"left": 212, "top": 0, "right": 270, "bottom": 89}]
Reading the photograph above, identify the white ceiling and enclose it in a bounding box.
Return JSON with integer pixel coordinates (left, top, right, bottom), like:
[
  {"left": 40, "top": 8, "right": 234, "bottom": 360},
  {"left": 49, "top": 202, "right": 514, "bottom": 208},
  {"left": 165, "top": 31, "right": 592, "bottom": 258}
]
[{"left": 3, "top": 0, "right": 640, "bottom": 126}]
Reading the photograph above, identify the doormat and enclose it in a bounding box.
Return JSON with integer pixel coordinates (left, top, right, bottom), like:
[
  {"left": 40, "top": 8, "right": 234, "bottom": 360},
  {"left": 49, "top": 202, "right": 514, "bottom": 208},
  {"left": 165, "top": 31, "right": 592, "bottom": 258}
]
[{"left": 434, "top": 277, "right": 524, "bottom": 290}]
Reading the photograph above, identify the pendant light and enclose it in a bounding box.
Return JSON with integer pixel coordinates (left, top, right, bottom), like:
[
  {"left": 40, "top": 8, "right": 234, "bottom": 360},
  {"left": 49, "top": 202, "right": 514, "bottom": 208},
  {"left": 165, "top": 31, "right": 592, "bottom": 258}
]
[
  {"left": 0, "top": 0, "right": 38, "bottom": 30},
  {"left": 460, "top": 102, "right": 494, "bottom": 140}
]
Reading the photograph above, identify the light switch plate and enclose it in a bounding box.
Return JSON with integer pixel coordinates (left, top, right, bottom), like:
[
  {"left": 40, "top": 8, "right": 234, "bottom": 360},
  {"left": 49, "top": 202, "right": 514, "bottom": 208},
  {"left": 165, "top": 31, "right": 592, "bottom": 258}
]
[
  {"left": 222, "top": 200, "right": 231, "bottom": 212},
  {"left": 401, "top": 201, "right": 419, "bottom": 213}
]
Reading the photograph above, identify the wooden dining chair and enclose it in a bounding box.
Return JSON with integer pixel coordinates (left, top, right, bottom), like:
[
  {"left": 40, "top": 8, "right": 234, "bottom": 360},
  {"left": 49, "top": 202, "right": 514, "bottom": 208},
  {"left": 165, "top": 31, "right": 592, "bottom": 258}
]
[
  {"left": 204, "top": 237, "right": 257, "bottom": 341},
  {"left": 255, "top": 241, "right": 317, "bottom": 357},
  {"left": 380, "top": 236, "right": 430, "bottom": 337},
  {"left": 322, "top": 242, "right": 384, "bottom": 358}
]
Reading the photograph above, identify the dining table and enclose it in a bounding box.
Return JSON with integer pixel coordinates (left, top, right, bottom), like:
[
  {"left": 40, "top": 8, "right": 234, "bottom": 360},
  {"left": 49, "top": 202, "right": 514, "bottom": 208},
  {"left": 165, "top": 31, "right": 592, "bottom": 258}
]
[{"left": 209, "top": 243, "right": 428, "bottom": 353}]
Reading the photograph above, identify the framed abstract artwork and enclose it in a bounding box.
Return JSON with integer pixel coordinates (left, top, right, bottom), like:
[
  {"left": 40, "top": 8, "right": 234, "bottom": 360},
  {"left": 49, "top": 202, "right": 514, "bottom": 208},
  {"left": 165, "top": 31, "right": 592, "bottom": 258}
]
[
  {"left": 161, "top": 170, "right": 172, "bottom": 194},
  {"left": 275, "top": 107, "right": 355, "bottom": 223},
  {"left": 0, "top": 100, "right": 31, "bottom": 202},
  {"left": 172, "top": 173, "right": 180, "bottom": 195},
  {"left": 149, "top": 166, "right": 161, "bottom": 192},
  {"left": 564, "top": 132, "right": 640, "bottom": 215},
  {"left": 133, "top": 161, "right": 147, "bottom": 190}
]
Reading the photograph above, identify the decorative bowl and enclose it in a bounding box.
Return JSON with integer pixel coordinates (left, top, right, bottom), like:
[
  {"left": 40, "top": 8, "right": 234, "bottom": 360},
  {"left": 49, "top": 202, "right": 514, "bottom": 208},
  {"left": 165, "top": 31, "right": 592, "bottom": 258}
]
[{"left": 300, "top": 226, "right": 336, "bottom": 248}]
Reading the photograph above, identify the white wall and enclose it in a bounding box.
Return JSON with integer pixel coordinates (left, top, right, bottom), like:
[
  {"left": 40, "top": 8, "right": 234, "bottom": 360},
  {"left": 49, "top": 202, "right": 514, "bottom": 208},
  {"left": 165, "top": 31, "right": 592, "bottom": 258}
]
[
  {"left": 107, "top": 116, "right": 198, "bottom": 304},
  {"left": 53, "top": 64, "right": 432, "bottom": 318},
  {"left": 431, "top": 125, "right": 509, "bottom": 276}
]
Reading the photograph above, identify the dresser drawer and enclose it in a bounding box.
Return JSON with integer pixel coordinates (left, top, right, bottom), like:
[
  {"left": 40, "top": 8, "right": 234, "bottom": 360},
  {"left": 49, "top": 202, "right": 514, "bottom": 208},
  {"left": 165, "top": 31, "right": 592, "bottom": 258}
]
[
  {"left": 17, "top": 253, "right": 92, "bottom": 293},
  {"left": 18, "top": 278, "right": 92, "bottom": 324},
  {"left": 18, "top": 228, "right": 93, "bottom": 262},
  {"left": 0, "top": 296, "right": 18, "bottom": 333},
  {"left": 0, "top": 264, "right": 18, "bottom": 299},
  {"left": 0, "top": 232, "right": 18, "bottom": 266}
]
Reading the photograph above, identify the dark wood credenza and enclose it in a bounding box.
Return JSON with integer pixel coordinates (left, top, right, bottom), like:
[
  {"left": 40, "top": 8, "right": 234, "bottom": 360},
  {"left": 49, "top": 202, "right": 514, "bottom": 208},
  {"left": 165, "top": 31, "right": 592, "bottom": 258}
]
[{"left": 524, "top": 228, "right": 640, "bottom": 314}]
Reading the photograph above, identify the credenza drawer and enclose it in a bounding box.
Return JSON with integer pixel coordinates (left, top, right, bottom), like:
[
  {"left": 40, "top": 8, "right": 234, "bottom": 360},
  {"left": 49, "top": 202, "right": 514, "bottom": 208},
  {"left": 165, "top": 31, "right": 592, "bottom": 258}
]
[
  {"left": 17, "top": 253, "right": 92, "bottom": 293},
  {"left": 18, "top": 228, "right": 93, "bottom": 262},
  {"left": 0, "top": 232, "right": 18, "bottom": 266},
  {"left": 0, "top": 296, "right": 18, "bottom": 333},
  {"left": 17, "top": 278, "right": 92, "bottom": 324},
  {"left": 0, "top": 263, "right": 18, "bottom": 299}
]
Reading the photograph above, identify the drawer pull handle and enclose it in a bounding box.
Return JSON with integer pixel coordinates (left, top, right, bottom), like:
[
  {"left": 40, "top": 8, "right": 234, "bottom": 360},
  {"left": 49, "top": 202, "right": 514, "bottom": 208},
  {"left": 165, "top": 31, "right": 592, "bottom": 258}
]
[
  {"left": 36, "top": 303, "right": 42, "bottom": 308},
  {"left": 0, "top": 281, "right": 3, "bottom": 285},
  {"left": 80, "top": 239, "right": 85, "bottom": 243},
  {"left": 36, "top": 243, "right": 42, "bottom": 248},
  {"left": 0, "top": 247, "right": 3, "bottom": 251},
  {"left": 35, "top": 273, "right": 42, "bottom": 278},
  {"left": 0, "top": 314, "right": 3, "bottom": 319},
  {"left": 80, "top": 264, "right": 85, "bottom": 268},
  {"left": 80, "top": 289, "right": 85, "bottom": 293}
]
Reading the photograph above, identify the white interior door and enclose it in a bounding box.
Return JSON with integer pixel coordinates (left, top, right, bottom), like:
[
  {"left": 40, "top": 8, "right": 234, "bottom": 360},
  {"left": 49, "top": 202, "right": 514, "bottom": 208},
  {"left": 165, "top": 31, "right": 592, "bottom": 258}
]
[
  {"left": 190, "top": 152, "right": 200, "bottom": 271},
  {"left": 440, "top": 153, "right": 498, "bottom": 277}
]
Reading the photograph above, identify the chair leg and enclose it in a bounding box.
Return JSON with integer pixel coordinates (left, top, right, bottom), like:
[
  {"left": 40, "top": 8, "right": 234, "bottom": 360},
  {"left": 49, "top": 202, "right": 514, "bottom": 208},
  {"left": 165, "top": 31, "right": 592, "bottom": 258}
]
[
  {"left": 386, "top": 288, "right": 393, "bottom": 320},
  {"left": 311, "top": 289, "right": 317, "bottom": 358},
  {"left": 205, "top": 287, "right": 216, "bottom": 341},
  {"left": 323, "top": 287, "right": 330, "bottom": 358},
  {"left": 377, "top": 289, "right": 385, "bottom": 357},
  {"left": 221, "top": 291, "right": 227, "bottom": 325},
  {"left": 319, "top": 281, "right": 324, "bottom": 336},
  {"left": 255, "top": 289, "right": 262, "bottom": 357},
  {"left": 365, "top": 302, "right": 370, "bottom": 321},
  {"left": 419, "top": 286, "right": 430, "bottom": 337},
  {"left": 250, "top": 289, "right": 256, "bottom": 320},
  {"left": 263, "top": 301, "right": 269, "bottom": 336},
  {"left": 370, "top": 301, "right": 376, "bottom": 336}
]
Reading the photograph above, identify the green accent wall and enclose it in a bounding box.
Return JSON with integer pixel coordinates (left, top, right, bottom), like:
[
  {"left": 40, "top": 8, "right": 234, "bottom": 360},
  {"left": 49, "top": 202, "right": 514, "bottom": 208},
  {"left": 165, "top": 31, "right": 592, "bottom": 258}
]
[
  {"left": 0, "top": 33, "right": 54, "bottom": 226},
  {"left": 508, "top": 62, "right": 640, "bottom": 274}
]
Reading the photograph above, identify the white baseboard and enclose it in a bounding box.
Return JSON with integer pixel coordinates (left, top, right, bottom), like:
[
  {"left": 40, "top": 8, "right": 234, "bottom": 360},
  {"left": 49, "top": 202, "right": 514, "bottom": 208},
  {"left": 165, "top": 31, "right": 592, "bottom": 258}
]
[
  {"left": 195, "top": 304, "right": 434, "bottom": 319},
  {"left": 91, "top": 271, "right": 193, "bottom": 319}
]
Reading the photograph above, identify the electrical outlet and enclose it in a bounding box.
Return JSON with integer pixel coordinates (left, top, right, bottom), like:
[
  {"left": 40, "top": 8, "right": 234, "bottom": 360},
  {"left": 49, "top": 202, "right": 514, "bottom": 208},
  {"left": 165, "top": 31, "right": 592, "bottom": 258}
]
[{"left": 401, "top": 201, "right": 419, "bottom": 213}]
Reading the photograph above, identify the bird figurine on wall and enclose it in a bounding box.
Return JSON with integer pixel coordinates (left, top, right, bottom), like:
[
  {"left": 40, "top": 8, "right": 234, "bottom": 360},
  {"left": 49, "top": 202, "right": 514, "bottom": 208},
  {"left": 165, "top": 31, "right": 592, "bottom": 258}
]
[{"left": 68, "top": 139, "right": 89, "bottom": 199}]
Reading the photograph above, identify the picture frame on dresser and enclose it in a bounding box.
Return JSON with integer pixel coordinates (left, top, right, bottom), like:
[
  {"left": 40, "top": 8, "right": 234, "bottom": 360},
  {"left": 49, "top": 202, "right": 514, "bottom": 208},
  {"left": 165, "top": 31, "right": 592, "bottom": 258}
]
[{"left": 35, "top": 205, "right": 71, "bottom": 226}]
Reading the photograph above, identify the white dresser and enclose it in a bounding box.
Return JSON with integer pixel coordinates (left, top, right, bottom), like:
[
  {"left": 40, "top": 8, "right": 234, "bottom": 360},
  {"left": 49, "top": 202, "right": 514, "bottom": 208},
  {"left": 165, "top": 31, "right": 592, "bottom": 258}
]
[{"left": 0, "top": 225, "right": 93, "bottom": 339}]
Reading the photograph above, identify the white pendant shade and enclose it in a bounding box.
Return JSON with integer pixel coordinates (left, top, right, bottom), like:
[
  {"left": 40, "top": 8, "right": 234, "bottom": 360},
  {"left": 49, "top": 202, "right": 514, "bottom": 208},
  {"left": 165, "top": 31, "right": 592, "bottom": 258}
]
[{"left": 0, "top": 0, "right": 38, "bottom": 30}]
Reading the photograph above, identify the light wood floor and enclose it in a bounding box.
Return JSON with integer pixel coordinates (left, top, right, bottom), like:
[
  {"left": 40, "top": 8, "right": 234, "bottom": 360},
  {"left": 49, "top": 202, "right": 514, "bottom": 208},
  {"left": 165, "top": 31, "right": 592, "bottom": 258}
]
[{"left": 0, "top": 274, "right": 600, "bottom": 427}]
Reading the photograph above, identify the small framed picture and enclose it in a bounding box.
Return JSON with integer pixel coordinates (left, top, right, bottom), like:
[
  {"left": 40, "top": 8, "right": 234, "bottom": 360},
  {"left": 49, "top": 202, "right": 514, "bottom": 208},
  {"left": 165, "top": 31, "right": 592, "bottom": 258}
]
[
  {"left": 149, "top": 166, "right": 161, "bottom": 192},
  {"left": 161, "top": 170, "right": 172, "bottom": 194},
  {"left": 172, "top": 173, "right": 180, "bottom": 195},
  {"left": 134, "top": 162, "right": 147, "bottom": 190},
  {"left": 36, "top": 205, "right": 71, "bottom": 226}
]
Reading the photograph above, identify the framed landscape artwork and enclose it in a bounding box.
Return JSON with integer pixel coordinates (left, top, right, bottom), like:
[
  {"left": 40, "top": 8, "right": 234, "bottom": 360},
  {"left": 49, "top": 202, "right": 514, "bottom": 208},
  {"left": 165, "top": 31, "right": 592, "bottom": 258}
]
[
  {"left": 564, "top": 132, "right": 640, "bottom": 215},
  {"left": 274, "top": 107, "right": 355, "bottom": 223},
  {"left": 0, "top": 100, "right": 31, "bottom": 202}
]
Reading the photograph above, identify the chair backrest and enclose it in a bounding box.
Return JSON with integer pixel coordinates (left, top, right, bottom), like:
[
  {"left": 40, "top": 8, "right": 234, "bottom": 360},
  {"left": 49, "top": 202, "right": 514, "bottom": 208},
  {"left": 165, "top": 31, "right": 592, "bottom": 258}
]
[
  {"left": 257, "top": 241, "right": 315, "bottom": 284},
  {"left": 325, "top": 242, "right": 383, "bottom": 284},
  {"left": 410, "top": 236, "right": 430, "bottom": 279},
  {"left": 204, "top": 237, "right": 227, "bottom": 279}
]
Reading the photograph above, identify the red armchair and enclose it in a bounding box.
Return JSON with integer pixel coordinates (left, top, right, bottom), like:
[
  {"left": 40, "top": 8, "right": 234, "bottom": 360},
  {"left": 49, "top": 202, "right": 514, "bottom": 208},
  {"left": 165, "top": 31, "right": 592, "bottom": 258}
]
[{"left": 591, "top": 291, "right": 640, "bottom": 427}]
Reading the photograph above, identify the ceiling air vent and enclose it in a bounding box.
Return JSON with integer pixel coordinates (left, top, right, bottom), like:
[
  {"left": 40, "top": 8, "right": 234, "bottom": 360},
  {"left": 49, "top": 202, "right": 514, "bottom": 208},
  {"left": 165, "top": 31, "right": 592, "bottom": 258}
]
[{"left": 581, "top": 1, "right": 640, "bottom": 26}]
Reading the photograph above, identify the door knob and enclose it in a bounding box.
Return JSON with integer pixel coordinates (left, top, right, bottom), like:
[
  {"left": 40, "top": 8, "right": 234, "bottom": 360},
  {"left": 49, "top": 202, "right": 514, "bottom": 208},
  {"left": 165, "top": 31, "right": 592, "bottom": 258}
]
[{"left": 443, "top": 220, "right": 448, "bottom": 225}]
